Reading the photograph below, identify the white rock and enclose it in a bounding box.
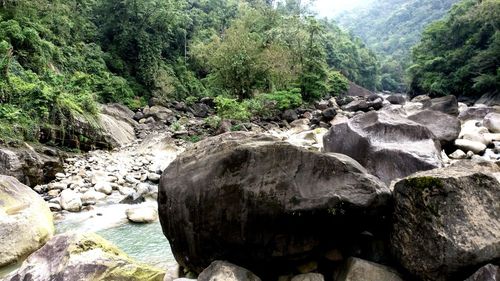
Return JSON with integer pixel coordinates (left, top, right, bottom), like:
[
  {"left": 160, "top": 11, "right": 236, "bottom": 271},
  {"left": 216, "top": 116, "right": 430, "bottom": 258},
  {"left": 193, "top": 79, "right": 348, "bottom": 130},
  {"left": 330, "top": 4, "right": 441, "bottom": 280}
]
[
  {"left": 484, "top": 112, "right": 500, "bottom": 133},
  {"left": 449, "top": 149, "right": 467, "bottom": 159},
  {"left": 454, "top": 139, "right": 487, "bottom": 154},
  {"left": 291, "top": 273, "right": 325, "bottom": 281},
  {"left": 94, "top": 182, "right": 113, "bottom": 195},
  {"left": 59, "top": 189, "right": 82, "bottom": 212},
  {"left": 147, "top": 173, "right": 161, "bottom": 182},
  {"left": 126, "top": 206, "right": 158, "bottom": 223},
  {"left": 81, "top": 188, "right": 107, "bottom": 204},
  {"left": 335, "top": 257, "right": 403, "bottom": 281}
]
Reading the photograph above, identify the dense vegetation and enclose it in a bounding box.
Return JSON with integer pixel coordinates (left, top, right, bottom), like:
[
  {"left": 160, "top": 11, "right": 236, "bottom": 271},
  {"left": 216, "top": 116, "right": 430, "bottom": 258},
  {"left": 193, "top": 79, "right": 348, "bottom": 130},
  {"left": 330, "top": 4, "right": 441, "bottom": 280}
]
[
  {"left": 0, "top": 0, "right": 378, "bottom": 144},
  {"left": 409, "top": 0, "right": 500, "bottom": 98},
  {"left": 336, "top": 0, "right": 460, "bottom": 92}
]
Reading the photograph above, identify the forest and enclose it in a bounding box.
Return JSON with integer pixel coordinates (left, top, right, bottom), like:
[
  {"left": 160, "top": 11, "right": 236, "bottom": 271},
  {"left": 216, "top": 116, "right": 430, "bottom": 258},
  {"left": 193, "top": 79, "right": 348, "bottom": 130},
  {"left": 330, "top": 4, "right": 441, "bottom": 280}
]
[{"left": 0, "top": 0, "right": 498, "bottom": 144}]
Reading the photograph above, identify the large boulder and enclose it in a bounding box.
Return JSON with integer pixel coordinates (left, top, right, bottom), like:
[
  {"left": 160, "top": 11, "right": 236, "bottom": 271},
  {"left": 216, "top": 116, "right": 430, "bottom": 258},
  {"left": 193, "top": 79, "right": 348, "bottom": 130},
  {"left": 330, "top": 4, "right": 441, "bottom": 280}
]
[
  {"left": 198, "top": 261, "right": 261, "bottom": 281},
  {"left": 0, "top": 176, "right": 54, "bottom": 267},
  {"left": 323, "top": 111, "right": 443, "bottom": 184},
  {"left": 0, "top": 144, "right": 64, "bottom": 187},
  {"left": 346, "top": 82, "right": 373, "bottom": 97},
  {"left": 391, "top": 162, "right": 500, "bottom": 281},
  {"left": 40, "top": 104, "right": 136, "bottom": 151},
  {"left": 3, "top": 232, "right": 165, "bottom": 281},
  {"left": 459, "top": 106, "right": 500, "bottom": 121},
  {"left": 159, "top": 133, "right": 391, "bottom": 276},
  {"left": 426, "top": 95, "right": 459, "bottom": 116},
  {"left": 475, "top": 92, "right": 500, "bottom": 106},
  {"left": 408, "top": 110, "right": 461, "bottom": 146}
]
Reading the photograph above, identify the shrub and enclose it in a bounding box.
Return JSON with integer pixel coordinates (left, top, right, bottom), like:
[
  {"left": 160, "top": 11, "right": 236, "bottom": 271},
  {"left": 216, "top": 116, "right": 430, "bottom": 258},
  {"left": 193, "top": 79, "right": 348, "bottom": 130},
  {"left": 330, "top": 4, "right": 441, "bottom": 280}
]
[
  {"left": 214, "top": 96, "right": 251, "bottom": 122},
  {"left": 204, "top": 115, "right": 222, "bottom": 129},
  {"left": 327, "top": 71, "right": 349, "bottom": 96},
  {"left": 258, "top": 88, "right": 303, "bottom": 111}
]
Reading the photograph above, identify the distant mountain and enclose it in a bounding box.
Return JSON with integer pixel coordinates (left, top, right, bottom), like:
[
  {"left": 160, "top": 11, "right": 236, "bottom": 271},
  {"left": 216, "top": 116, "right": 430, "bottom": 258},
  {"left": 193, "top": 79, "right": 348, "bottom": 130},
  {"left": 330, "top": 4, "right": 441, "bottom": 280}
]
[{"left": 335, "top": 0, "right": 461, "bottom": 91}]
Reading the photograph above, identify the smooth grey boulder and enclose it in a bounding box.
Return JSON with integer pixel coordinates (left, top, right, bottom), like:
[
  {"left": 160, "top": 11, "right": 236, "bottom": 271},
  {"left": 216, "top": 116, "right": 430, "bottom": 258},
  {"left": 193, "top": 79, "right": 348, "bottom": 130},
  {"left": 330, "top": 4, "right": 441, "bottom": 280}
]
[
  {"left": 3, "top": 233, "right": 165, "bottom": 281},
  {"left": 464, "top": 264, "right": 499, "bottom": 281},
  {"left": 427, "top": 95, "right": 459, "bottom": 116},
  {"left": 459, "top": 106, "right": 500, "bottom": 121},
  {"left": 454, "top": 139, "right": 487, "bottom": 154},
  {"left": 334, "top": 257, "right": 404, "bottom": 281},
  {"left": 391, "top": 162, "right": 500, "bottom": 281},
  {"left": 0, "top": 176, "right": 54, "bottom": 267},
  {"left": 408, "top": 110, "right": 461, "bottom": 146},
  {"left": 484, "top": 112, "right": 500, "bottom": 133},
  {"left": 159, "top": 133, "right": 391, "bottom": 275},
  {"left": 323, "top": 111, "right": 442, "bottom": 184},
  {"left": 198, "top": 261, "right": 261, "bottom": 281}
]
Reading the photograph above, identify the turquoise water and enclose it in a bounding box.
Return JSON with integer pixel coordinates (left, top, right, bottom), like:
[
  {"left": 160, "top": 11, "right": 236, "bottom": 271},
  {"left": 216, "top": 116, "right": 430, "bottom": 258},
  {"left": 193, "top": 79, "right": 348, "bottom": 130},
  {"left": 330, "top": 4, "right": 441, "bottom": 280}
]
[{"left": 96, "top": 221, "right": 175, "bottom": 268}]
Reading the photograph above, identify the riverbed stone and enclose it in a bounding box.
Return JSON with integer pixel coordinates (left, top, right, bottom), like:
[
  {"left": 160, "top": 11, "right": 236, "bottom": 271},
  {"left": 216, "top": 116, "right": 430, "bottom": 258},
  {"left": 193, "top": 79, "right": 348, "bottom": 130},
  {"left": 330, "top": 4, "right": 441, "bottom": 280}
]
[
  {"left": 126, "top": 206, "right": 158, "bottom": 223},
  {"left": 454, "top": 139, "right": 487, "bottom": 154},
  {"left": 198, "top": 261, "right": 261, "bottom": 281},
  {"left": 449, "top": 149, "right": 467, "bottom": 159},
  {"left": 159, "top": 133, "right": 391, "bottom": 275},
  {"left": 334, "top": 257, "right": 403, "bottom": 281},
  {"left": 2, "top": 232, "right": 165, "bottom": 281},
  {"left": 0, "top": 176, "right": 54, "bottom": 267},
  {"left": 484, "top": 112, "right": 500, "bottom": 133},
  {"left": 59, "top": 189, "right": 82, "bottom": 212},
  {"left": 94, "top": 181, "right": 113, "bottom": 195},
  {"left": 291, "top": 273, "right": 324, "bottom": 281},
  {"left": 391, "top": 162, "right": 500, "bottom": 281}
]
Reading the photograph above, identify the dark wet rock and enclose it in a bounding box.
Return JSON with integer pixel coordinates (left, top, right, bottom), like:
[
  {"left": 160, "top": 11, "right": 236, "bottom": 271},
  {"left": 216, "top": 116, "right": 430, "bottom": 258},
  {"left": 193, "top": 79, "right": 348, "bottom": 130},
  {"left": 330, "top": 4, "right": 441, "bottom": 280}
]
[
  {"left": 282, "top": 109, "right": 298, "bottom": 123},
  {"left": 342, "top": 98, "right": 383, "bottom": 112},
  {"left": 386, "top": 94, "right": 406, "bottom": 105},
  {"left": 321, "top": 108, "right": 337, "bottom": 122},
  {"left": 0, "top": 144, "right": 64, "bottom": 187},
  {"left": 158, "top": 133, "right": 391, "bottom": 276},
  {"left": 324, "top": 111, "right": 442, "bottom": 184},
  {"left": 391, "top": 162, "right": 500, "bottom": 281},
  {"left": 408, "top": 110, "right": 461, "bottom": 146},
  {"left": 190, "top": 103, "right": 211, "bottom": 118}
]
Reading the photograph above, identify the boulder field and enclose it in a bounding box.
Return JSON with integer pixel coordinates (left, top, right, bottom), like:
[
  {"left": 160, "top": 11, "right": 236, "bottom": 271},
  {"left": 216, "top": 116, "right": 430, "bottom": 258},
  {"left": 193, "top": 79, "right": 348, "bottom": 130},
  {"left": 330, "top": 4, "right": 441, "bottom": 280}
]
[
  {"left": 158, "top": 97, "right": 500, "bottom": 280},
  {"left": 159, "top": 133, "right": 392, "bottom": 277}
]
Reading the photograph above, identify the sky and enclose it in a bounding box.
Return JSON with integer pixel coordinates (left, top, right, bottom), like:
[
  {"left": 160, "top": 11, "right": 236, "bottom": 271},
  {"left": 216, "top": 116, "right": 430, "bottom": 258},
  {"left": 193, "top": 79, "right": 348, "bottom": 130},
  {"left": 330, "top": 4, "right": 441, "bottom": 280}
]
[{"left": 313, "top": 0, "right": 370, "bottom": 18}]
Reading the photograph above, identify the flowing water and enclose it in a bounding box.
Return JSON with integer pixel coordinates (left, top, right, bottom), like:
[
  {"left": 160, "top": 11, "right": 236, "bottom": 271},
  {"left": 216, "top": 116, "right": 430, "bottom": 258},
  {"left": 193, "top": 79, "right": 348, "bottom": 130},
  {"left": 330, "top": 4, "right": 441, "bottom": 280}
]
[{"left": 55, "top": 201, "right": 176, "bottom": 269}]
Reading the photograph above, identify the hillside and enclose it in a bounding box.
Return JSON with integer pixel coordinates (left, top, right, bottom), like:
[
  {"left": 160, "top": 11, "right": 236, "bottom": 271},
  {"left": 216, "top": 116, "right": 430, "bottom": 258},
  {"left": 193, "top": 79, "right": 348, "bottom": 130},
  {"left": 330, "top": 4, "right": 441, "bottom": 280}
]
[
  {"left": 0, "top": 0, "right": 379, "bottom": 145},
  {"left": 336, "top": 0, "right": 461, "bottom": 91}
]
